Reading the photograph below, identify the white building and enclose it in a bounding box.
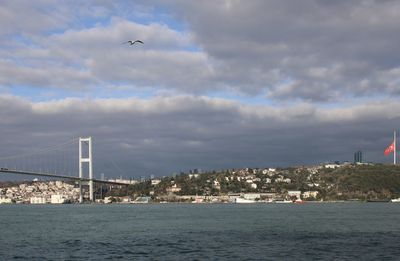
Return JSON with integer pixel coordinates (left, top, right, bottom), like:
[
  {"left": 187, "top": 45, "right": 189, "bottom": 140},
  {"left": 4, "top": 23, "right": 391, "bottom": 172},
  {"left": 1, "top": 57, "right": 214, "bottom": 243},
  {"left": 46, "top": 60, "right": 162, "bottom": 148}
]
[
  {"left": 243, "top": 193, "right": 260, "bottom": 200},
  {"left": 30, "top": 196, "right": 47, "bottom": 204},
  {"left": 133, "top": 196, "right": 151, "bottom": 204},
  {"left": 302, "top": 191, "right": 319, "bottom": 199},
  {"left": 166, "top": 184, "right": 181, "bottom": 193},
  {"left": 283, "top": 178, "right": 291, "bottom": 184},
  {"left": 25, "top": 186, "right": 35, "bottom": 193},
  {"left": 325, "top": 164, "right": 341, "bottom": 169},
  {"left": 0, "top": 197, "right": 12, "bottom": 204},
  {"left": 120, "top": 196, "right": 132, "bottom": 203},
  {"left": 104, "top": 196, "right": 113, "bottom": 204},
  {"left": 213, "top": 180, "right": 221, "bottom": 190},
  {"left": 151, "top": 179, "right": 161, "bottom": 186},
  {"left": 287, "top": 190, "right": 302, "bottom": 199},
  {"left": 50, "top": 194, "right": 66, "bottom": 204},
  {"left": 55, "top": 181, "right": 64, "bottom": 188}
]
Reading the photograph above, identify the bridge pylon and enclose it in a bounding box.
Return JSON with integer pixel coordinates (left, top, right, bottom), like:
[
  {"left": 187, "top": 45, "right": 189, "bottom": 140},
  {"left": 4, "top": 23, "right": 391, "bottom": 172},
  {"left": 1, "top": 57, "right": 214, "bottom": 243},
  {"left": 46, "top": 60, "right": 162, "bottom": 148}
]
[{"left": 79, "top": 137, "right": 93, "bottom": 202}]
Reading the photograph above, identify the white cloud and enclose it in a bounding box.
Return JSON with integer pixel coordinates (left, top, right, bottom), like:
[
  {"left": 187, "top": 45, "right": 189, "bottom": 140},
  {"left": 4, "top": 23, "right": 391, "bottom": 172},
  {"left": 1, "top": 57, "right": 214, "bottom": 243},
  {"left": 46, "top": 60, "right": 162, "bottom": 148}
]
[
  {"left": 2, "top": 1, "right": 400, "bottom": 101},
  {"left": 163, "top": 0, "right": 400, "bottom": 100}
]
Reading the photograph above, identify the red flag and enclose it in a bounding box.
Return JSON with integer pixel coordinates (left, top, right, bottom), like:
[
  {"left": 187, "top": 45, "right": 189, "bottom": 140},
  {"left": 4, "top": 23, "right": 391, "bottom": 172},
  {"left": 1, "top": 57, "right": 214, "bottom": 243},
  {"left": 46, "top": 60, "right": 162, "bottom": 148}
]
[{"left": 384, "top": 141, "right": 395, "bottom": 156}]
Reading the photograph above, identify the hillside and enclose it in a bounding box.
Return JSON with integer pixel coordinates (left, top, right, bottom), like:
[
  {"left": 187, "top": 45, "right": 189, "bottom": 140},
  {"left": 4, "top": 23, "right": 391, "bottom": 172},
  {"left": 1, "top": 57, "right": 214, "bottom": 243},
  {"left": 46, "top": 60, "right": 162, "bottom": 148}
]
[
  {"left": 321, "top": 165, "right": 400, "bottom": 200},
  {"left": 107, "top": 164, "right": 400, "bottom": 201}
]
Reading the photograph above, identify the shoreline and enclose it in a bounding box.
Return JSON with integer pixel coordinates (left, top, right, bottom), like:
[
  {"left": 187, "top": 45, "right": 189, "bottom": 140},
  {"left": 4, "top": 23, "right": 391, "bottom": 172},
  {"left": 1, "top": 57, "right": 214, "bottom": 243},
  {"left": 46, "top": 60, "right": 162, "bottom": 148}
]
[{"left": 1, "top": 200, "right": 398, "bottom": 205}]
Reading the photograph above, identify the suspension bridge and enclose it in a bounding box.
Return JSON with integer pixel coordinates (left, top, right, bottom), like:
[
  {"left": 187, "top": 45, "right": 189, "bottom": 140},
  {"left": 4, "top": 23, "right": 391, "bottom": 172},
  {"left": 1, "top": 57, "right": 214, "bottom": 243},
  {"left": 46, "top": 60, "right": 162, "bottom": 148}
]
[{"left": 0, "top": 137, "right": 130, "bottom": 203}]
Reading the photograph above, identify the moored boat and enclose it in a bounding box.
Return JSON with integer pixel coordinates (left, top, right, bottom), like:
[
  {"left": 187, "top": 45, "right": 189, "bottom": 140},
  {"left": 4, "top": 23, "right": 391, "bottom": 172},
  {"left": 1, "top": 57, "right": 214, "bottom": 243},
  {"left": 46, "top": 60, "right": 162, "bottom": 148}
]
[
  {"left": 235, "top": 197, "right": 256, "bottom": 203},
  {"left": 366, "top": 199, "right": 390, "bottom": 203},
  {"left": 275, "top": 199, "right": 292, "bottom": 203}
]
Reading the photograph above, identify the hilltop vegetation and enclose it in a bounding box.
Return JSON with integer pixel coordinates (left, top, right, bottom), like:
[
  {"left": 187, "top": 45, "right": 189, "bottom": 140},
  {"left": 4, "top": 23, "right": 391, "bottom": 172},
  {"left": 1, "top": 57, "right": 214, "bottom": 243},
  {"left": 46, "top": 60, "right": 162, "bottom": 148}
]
[{"left": 322, "top": 165, "right": 400, "bottom": 200}]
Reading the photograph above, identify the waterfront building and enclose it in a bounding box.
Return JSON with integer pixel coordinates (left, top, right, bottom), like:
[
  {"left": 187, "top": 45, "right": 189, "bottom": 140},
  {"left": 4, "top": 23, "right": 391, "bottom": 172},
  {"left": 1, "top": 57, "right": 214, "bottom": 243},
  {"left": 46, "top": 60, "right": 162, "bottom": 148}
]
[
  {"left": 133, "top": 196, "right": 151, "bottom": 203},
  {"left": 0, "top": 181, "right": 79, "bottom": 204},
  {"left": 228, "top": 193, "right": 240, "bottom": 202},
  {"left": 121, "top": 196, "right": 132, "bottom": 203},
  {"left": 30, "top": 196, "right": 47, "bottom": 204},
  {"left": 243, "top": 193, "right": 260, "bottom": 200},
  {"left": 104, "top": 196, "right": 113, "bottom": 204},
  {"left": 0, "top": 197, "right": 12, "bottom": 204},
  {"left": 287, "top": 190, "right": 302, "bottom": 199},
  {"left": 50, "top": 194, "right": 67, "bottom": 204},
  {"left": 302, "top": 191, "right": 319, "bottom": 199}
]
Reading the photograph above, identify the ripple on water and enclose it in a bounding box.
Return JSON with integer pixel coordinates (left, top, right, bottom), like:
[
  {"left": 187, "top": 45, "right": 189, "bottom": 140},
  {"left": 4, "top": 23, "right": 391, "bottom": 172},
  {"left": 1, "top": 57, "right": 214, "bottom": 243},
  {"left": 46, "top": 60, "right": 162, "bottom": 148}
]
[{"left": 1, "top": 204, "right": 400, "bottom": 260}]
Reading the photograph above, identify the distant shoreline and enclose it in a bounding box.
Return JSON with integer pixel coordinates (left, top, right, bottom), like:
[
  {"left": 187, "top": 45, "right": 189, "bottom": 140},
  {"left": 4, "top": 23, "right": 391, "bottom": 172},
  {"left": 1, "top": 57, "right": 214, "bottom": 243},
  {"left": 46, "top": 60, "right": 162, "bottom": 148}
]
[{"left": 1, "top": 200, "right": 398, "bottom": 205}]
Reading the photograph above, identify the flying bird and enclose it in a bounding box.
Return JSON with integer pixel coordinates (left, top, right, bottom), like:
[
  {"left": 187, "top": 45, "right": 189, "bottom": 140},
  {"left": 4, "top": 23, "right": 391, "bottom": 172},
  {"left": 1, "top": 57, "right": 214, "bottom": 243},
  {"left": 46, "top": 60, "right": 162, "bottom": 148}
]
[{"left": 122, "top": 40, "right": 144, "bottom": 45}]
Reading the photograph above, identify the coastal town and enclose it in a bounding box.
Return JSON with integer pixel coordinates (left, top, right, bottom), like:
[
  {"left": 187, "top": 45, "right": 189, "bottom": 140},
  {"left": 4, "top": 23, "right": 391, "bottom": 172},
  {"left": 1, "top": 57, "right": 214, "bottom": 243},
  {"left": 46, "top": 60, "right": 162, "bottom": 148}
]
[
  {"left": 0, "top": 181, "right": 80, "bottom": 204},
  {"left": 2, "top": 162, "right": 400, "bottom": 204}
]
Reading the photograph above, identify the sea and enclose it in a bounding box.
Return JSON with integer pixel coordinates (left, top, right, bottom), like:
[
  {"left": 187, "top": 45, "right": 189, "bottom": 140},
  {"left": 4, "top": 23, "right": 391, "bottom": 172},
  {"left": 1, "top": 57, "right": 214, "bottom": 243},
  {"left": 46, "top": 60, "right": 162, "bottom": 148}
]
[{"left": 1, "top": 203, "right": 400, "bottom": 260}]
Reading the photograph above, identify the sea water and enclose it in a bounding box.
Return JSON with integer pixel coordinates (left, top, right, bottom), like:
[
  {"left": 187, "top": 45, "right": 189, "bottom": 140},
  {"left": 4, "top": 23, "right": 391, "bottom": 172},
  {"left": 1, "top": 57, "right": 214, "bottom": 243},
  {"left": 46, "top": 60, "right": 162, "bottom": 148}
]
[{"left": 1, "top": 203, "right": 400, "bottom": 260}]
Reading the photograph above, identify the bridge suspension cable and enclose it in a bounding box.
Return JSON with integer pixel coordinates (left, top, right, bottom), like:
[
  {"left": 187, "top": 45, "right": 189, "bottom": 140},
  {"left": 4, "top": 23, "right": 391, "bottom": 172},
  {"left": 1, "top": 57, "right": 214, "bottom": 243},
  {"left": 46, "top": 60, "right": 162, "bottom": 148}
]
[{"left": 0, "top": 138, "right": 78, "bottom": 176}]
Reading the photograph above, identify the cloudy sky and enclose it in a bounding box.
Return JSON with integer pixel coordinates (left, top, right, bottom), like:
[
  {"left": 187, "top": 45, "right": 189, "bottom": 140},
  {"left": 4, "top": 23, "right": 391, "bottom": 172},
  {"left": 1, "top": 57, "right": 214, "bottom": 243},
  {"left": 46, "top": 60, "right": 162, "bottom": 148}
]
[{"left": 1, "top": 0, "right": 400, "bottom": 179}]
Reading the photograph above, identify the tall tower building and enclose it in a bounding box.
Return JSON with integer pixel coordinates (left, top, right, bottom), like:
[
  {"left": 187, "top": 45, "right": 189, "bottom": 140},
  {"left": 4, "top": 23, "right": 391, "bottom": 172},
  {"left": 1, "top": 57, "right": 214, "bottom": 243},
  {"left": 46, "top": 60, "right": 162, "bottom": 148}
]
[{"left": 354, "top": 151, "right": 363, "bottom": 164}]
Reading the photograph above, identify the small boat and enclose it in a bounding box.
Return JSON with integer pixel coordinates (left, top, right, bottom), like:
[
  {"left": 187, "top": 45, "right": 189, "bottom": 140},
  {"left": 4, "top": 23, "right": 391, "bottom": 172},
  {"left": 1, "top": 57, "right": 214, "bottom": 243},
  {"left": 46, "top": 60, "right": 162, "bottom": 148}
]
[
  {"left": 391, "top": 198, "right": 400, "bottom": 202},
  {"left": 192, "top": 196, "right": 205, "bottom": 203},
  {"left": 275, "top": 199, "right": 292, "bottom": 204},
  {"left": 366, "top": 199, "right": 390, "bottom": 203},
  {"left": 235, "top": 197, "right": 256, "bottom": 203}
]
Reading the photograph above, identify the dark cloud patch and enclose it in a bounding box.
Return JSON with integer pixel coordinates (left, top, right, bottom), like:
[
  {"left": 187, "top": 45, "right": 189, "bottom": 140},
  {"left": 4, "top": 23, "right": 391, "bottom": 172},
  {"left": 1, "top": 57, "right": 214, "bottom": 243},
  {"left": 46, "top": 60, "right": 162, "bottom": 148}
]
[{"left": 0, "top": 95, "right": 398, "bottom": 180}]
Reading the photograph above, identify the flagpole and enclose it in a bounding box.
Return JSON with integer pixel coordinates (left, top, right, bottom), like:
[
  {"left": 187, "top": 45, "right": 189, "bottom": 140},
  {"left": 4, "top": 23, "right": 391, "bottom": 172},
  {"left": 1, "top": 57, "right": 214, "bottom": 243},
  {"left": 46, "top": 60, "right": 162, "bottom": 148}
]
[{"left": 394, "top": 131, "right": 397, "bottom": 165}]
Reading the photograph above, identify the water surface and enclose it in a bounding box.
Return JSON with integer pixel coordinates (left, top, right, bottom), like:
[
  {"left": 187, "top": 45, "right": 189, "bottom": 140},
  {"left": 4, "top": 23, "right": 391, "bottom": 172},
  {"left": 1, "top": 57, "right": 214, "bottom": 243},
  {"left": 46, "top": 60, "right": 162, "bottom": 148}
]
[{"left": 1, "top": 203, "right": 400, "bottom": 260}]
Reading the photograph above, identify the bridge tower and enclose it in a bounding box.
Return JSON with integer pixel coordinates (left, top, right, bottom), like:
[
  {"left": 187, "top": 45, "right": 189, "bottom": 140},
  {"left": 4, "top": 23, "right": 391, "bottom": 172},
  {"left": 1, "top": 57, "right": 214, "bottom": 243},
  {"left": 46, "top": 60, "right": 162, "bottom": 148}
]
[{"left": 79, "top": 137, "right": 93, "bottom": 202}]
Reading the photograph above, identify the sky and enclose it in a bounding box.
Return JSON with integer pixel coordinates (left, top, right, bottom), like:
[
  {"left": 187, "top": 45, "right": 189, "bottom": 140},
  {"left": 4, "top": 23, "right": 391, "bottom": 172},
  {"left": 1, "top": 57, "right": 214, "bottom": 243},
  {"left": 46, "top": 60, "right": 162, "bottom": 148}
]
[{"left": 1, "top": 0, "right": 400, "bottom": 179}]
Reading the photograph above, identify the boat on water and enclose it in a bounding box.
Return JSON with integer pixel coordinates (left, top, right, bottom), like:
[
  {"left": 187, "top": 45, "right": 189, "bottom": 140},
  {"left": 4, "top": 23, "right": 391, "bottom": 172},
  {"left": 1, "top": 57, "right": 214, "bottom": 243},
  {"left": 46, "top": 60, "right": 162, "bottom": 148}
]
[
  {"left": 192, "top": 196, "right": 205, "bottom": 203},
  {"left": 235, "top": 197, "right": 256, "bottom": 203},
  {"left": 391, "top": 198, "right": 400, "bottom": 202},
  {"left": 275, "top": 199, "right": 292, "bottom": 204},
  {"left": 366, "top": 199, "right": 391, "bottom": 203}
]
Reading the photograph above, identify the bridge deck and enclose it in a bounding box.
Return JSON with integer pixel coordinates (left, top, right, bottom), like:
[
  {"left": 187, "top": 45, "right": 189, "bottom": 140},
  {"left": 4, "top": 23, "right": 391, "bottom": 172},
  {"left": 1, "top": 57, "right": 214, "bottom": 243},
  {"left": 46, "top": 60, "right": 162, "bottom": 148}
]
[{"left": 0, "top": 169, "right": 130, "bottom": 186}]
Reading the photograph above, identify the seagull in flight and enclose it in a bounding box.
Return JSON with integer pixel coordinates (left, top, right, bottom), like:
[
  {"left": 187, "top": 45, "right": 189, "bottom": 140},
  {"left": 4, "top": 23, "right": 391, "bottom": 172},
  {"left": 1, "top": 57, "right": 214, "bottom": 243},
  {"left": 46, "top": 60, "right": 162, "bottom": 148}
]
[{"left": 122, "top": 40, "right": 144, "bottom": 45}]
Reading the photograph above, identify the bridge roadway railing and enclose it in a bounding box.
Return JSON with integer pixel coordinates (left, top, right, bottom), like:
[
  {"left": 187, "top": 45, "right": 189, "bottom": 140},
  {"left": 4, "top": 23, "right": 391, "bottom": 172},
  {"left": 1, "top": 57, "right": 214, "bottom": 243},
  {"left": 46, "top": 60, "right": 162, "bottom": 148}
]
[{"left": 0, "top": 169, "right": 129, "bottom": 186}]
